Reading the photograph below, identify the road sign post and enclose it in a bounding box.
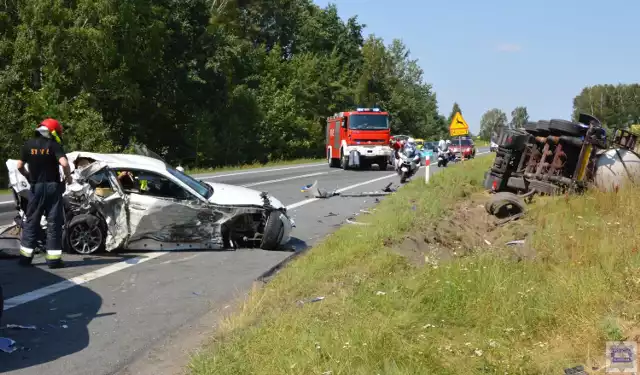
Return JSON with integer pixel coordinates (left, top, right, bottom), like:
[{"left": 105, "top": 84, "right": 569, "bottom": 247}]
[{"left": 449, "top": 112, "right": 470, "bottom": 162}]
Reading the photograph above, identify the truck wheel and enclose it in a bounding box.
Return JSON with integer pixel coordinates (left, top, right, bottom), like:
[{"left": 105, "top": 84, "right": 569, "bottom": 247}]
[
  {"left": 328, "top": 150, "right": 339, "bottom": 168},
  {"left": 485, "top": 192, "right": 526, "bottom": 218},
  {"left": 340, "top": 150, "right": 349, "bottom": 170},
  {"left": 378, "top": 157, "right": 388, "bottom": 171},
  {"left": 549, "top": 119, "right": 585, "bottom": 137},
  {"left": 260, "top": 211, "right": 284, "bottom": 250}
]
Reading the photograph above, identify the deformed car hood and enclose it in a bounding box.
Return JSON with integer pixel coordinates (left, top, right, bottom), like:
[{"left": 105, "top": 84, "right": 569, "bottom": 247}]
[{"left": 204, "top": 181, "right": 285, "bottom": 209}]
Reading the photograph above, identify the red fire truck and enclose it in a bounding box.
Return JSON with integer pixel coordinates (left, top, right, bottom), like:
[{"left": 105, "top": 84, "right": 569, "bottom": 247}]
[{"left": 326, "top": 107, "right": 392, "bottom": 169}]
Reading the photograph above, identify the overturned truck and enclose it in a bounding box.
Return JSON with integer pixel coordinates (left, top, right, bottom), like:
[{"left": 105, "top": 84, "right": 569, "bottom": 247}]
[
  {"left": 484, "top": 113, "right": 640, "bottom": 217},
  {"left": 0, "top": 151, "right": 294, "bottom": 255}
]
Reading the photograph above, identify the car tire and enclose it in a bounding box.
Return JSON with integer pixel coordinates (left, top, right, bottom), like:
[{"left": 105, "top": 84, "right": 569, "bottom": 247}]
[
  {"left": 64, "top": 214, "right": 106, "bottom": 255},
  {"left": 260, "top": 211, "right": 284, "bottom": 250}
]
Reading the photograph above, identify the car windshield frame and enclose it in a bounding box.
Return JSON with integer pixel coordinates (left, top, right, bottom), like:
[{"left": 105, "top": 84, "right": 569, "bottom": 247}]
[
  {"left": 348, "top": 114, "right": 389, "bottom": 130},
  {"left": 166, "top": 167, "right": 213, "bottom": 200}
]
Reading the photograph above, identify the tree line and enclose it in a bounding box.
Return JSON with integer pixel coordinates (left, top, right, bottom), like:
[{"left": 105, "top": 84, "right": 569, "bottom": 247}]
[
  {"left": 0, "top": 0, "right": 453, "bottom": 175},
  {"left": 478, "top": 106, "right": 529, "bottom": 140}
]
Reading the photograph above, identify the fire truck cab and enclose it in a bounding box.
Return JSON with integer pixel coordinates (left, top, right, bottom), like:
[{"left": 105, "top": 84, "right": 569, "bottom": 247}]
[{"left": 326, "top": 108, "right": 392, "bottom": 170}]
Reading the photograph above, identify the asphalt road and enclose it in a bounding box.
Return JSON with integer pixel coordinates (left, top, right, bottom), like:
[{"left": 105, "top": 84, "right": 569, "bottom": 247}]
[{"left": 0, "top": 148, "right": 489, "bottom": 375}]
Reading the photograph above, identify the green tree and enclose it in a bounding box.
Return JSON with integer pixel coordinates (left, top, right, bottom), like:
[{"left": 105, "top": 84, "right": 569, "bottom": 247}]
[
  {"left": 0, "top": 0, "right": 446, "bottom": 184},
  {"left": 479, "top": 108, "right": 508, "bottom": 140},
  {"left": 510, "top": 106, "right": 529, "bottom": 128},
  {"left": 447, "top": 102, "right": 462, "bottom": 126},
  {"left": 572, "top": 84, "right": 640, "bottom": 128}
]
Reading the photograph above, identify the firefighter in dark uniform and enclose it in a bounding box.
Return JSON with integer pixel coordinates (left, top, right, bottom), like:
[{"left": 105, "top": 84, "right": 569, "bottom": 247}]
[{"left": 16, "top": 118, "right": 73, "bottom": 269}]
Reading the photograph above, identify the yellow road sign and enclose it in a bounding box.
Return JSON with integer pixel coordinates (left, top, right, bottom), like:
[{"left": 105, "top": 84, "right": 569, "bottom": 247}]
[{"left": 449, "top": 112, "right": 469, "bottom": 137}]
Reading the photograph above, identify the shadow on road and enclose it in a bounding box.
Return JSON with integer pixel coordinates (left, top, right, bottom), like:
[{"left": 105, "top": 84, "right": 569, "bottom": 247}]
[
  {"left": 0, "top": 257, "right": 105, "bottom": 373},
  {"left": 257, "top": 237, "right": 309, "bottom": 283}
]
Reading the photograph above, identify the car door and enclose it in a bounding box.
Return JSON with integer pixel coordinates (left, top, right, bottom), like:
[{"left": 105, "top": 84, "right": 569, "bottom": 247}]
[
  {"left": 118, "top": 169, "right": 220, "bottom": 249},
  {"left": 80, "top": 163, "right": 130, "bottom": 251}
]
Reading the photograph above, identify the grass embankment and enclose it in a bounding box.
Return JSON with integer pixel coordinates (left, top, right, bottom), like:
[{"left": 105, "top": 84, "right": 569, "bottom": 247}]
[
  {"left": 187, "top": 158, "right": 322, "bottom": 175},
  {"left": 190, "top": 155, "right": 640, "bottom": 374}
]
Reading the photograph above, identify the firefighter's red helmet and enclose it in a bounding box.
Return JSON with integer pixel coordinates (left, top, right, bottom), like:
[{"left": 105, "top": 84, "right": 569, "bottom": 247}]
[{"left": 40, "top": 118, "right": 63, "bottom": 136}]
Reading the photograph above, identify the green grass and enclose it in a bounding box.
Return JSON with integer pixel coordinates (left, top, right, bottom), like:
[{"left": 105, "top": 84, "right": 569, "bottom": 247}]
[
  {"left": 189, "top": 155, "right": 640, "bottom": 374},
  {"left": 474, "top": 139, "right": 489, "bottom": 147},
  {"left": 186, "top": 158, "right": 323, "bottom": 175}
]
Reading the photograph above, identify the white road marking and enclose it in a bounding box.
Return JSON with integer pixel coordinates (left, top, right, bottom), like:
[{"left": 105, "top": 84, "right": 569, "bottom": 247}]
[
  {"left": 241, "top": 171, "right": 335, "bottom": 188},
  {"left": 0, "top": 201, "right": 12, "bottom": 205},
  {"left": 2, "top": 171, "right": 403, "bottom": 311},
  {"left": 194, "top": 162, "right": 325, "bottom": 179},
  {"left": 3, "top": 253, "right": 166, "bottom": 311}
]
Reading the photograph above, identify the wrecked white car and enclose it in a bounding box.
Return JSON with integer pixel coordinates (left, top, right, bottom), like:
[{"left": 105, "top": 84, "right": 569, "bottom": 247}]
[{"left": 0, "top": 151, "right": 294, "bottom": 254}]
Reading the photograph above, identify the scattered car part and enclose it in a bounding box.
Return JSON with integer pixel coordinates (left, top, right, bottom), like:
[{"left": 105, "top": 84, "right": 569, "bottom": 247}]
[{"left": 305, "top": 180, "right": 396, "bottom": 199}]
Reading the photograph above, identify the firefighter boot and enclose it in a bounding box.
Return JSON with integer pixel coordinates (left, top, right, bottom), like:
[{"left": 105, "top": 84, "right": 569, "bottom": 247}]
[
  {"left": 18, "top": 246, "right": 34, "bottom": 267},
  {"left": 45, "top": 250, "right": 64, "bottom": 269}
]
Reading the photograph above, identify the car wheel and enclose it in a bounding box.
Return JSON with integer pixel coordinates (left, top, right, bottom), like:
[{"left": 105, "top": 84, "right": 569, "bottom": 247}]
[
  {"left": 65, "top": 214, "right": 106, "bottom": 255},
  {"left": 260, "top": 211, "right": 285, "bottom": 250}
]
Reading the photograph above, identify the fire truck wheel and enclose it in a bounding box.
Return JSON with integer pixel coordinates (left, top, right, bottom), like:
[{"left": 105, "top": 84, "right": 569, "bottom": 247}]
[
  {"left": 327, "top": 151, "right": 340, "bottom": 168},
  {"left": 378, "top": 158, "right": 388, "bottom": 171},
  {"left": 340, "top": 150, "right": 349, "bottom": 170}
]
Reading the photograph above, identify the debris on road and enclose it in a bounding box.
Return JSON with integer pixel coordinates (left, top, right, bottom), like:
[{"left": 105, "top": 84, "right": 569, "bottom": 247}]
[
  {"left": 304, "top": 180, "right": 397, "bottom": 199},
  {"left": 5, "top": 324, "right": 37, "bottom": 330},
  {"left": 0, "top": 337, "right": 17, "bottom": 353},
  {"left": 346, "top": 217, "right": 369, "bottom": 226}
]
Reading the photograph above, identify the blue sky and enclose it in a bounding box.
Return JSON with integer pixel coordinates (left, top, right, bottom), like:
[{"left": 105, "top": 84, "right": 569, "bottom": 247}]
[{"left": 313, "top": 0, "right": 640, "bottom": 134}]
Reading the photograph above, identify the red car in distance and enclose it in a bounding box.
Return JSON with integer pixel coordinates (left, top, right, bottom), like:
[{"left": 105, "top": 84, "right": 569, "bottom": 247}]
[{"left": 449, "top": 137, "right": 476, "bottom": 159}]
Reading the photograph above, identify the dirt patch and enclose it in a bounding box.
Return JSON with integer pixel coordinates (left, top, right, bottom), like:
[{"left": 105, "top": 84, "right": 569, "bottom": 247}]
[{"left": 392, "top": 192, "right": 536, "bottom": 265}]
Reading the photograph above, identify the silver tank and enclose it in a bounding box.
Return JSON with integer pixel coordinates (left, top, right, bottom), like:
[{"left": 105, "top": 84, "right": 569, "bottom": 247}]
[{"left": 593, "top": 148, "right": 640, "bottom": 192}]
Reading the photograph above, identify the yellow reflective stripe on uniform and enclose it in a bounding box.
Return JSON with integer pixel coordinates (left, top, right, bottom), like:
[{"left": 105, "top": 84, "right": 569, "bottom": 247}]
[
  {"left": 51, "top": 130, "right": 62, "bottom": 144},
  {"left": 45, "top": 249, "right": 62, "bottom": 260},
  {"left": 139, "top": 179, "right": 148, "bottom": 190},
  {"left": 20, "top": 247, "right": 34, "bottom": 258}
]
